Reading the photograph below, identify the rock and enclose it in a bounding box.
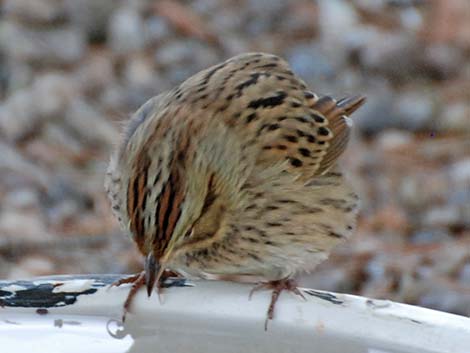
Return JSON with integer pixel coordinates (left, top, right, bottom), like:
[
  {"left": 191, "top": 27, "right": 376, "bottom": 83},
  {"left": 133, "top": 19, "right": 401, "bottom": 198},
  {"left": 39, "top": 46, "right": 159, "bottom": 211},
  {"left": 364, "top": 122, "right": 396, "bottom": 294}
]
[
  {"left": 0, "top": 22, "right": 86, "bottom": 65},
  {"left": 64, "top": 99, "right": 119, "bottom": 146},
  {"left": 449, "top": 158, "right": 470, "bottom": 184},
  {"left": 353, "top": 80, "right": 396, "bottom": 135},
  {"left": 423, "top": 44, "right": 464, "bottom": 79},
  {"left": 422, "top": 205, "right": 462, "bottom": 228},
  {"left": 144, "top": 16, "right": 172, "bottom": 45},
  {"left": 8, "top": 256, "right": 56, "bottom": 279},
  {"left": 2, "top": 62, "right": 34, "bottom": 93},
  {"left": 376, "top": 130, "right": 413, "bottom": 151},
  {"left": 0, "top": 89, "right": 38, "bottom": 141},
  {"left": 410, "top": 229, "right": 453, "bottom": 244},
  {"left": 123, "top": 55, "right": 157, "bottom": 89},
  {"left": 393, "top": 90, "right": 435, "bottom": 131},
  {"left": 358, "top": 32, "right": 423, "bottom": 81},
  {"left": 74, "top": 51, "right": 115, "bottom": 95},
  {"left": 399, "top": 6, "right": 423, "bottom": 31},
  {"left": 357, "top": 87, "right": 435, "bottom": 134},
  {"left": 3, "top": 0, "right": 68, "bottom": 25},
  {"left": 437, "top": 103, "right": 470, "bottom": 133},
  {"left": 32, "top": 73, "right": 76, "bottom": 119},
  {"left": 0, "top": 141, "right": 49, "bottom": 187},
  {"left": 2, "top": 188, "right": 40, "bottom": 211},
  {"left": 287, "top": 44, "right": 336, "bottom": 83},
  {"left": 0, "top": 210, "right": 51, "bottom": 242},
  {"left": 65, "top": 0, "right": 116, "bottom": 43},
  {"left": 108, "top": 6, "right": 146, "bottom": 55},
  {"left": 419, "top": 288, "right": 470, "bottom": 316},
  {"left": 0, "top": 73, "right": 76, "bottom": 141},
  {"left": 318, "top": 0, "right": 358, "bottom": 43},
  {"left": 459, "top": 263, "right": 470, "bottom": 286},
  {"left": 154, "top": 40, "right": 219, "bottom": 84},
  {"left": 41, "top": 177, "right": 94, "bottom": 228}
]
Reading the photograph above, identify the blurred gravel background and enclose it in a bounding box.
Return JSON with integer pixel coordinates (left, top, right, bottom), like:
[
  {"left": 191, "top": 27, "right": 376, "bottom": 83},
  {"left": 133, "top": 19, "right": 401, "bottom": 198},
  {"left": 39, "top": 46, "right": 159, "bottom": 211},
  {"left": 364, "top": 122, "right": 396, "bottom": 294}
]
[{"left": 0, "top": 0, "right": 468, "bottom": 316}]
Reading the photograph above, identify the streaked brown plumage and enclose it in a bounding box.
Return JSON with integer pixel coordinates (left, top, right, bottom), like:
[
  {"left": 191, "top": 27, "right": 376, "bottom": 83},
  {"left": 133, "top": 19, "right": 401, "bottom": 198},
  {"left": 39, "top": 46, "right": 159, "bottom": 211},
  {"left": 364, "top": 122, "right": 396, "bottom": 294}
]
[{"left": 105, "top": 52, "right": 365, "bottom": 327}]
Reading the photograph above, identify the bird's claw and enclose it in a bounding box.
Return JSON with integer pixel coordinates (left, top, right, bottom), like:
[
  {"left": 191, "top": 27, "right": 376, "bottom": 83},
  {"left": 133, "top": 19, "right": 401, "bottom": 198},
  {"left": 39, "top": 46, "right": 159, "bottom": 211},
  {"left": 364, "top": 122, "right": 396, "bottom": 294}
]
[{"left": 249, "top": 278, "right": 305, "bottom": 330}]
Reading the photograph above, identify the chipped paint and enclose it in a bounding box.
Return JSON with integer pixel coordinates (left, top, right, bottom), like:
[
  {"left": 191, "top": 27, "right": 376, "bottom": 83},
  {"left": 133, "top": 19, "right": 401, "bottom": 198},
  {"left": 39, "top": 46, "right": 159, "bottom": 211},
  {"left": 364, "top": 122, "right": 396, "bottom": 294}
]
[
  {"left": 52, "top": 280, "right": 94, "bottom": 293},
  {"left": 366, "top": 299, "right": 392, "bottom": 309},
  {"left": 2, "top": 285, "right": 27, "bottom": 292},
  {"left": 303, "top": 289, "right": 344, "bottom": 305}
]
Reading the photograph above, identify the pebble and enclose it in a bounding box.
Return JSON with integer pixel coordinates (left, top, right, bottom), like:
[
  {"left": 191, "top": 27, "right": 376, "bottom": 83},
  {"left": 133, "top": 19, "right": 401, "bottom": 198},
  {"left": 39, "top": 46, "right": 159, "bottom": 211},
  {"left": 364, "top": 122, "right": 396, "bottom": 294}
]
[
  {"left": 358, "top": 32, "right": 421, "bottom": 81},
  {"left": 64, "top": 99, "right": 119, "bottom": 147},
  {"left": 410, "top": 229, "right": 453, "bottom": 244},
  {"left": 459, "top": 263, "right": 470, "bottom": 286},
  {"left": 287, "top": 44, "right": 336, "bottom": 83},
  {"left": 419, "top": 289, "right": 470, "bottom": 316},
  {"left": 144, "top": 16, "right": 172, "bottom": 45},
  {"left": 2, "top": 188, "right": 40, "bottom": 211},
  {"left": 0, "top": 141, "right": 50, "bottom": 187},
  {"left": 3, "top": 0, "right": 68, "bottom": 25},
  {"left": 8, "top": 256, "right": 56, "bottom": 279},
  {"left": 422, "top": 206, "right": 462, "bottom": 228},
  {"left": 108, "top": 6, "right": 146, "bottom": 55},
  {"left": 376, "top": 130, "right": 413, "bottom": 151},
  {"left": 32, "top": 73, "right": 76, "bottom": 119},
  {"left": 393, "top": 91, "right": 435, "bottom": 131},
  {"left": 0, "top": 210, "right": 51, "bottom": 242},
  {"left": 449, "top": 159, "right": 470, "bottom": 184},
  {"left": 0, "top": 22, "right": 86, "bottom": 65},
  {"left": 353, "top": 81, "right": 396, "bottom": 134},
  {"left": 423, "top": 44, "right": 464, "bottom": 80},
  {"left": 438, "top": 103, "right": 470, "bottom": 133},
  {"left": 65, "top": 0, "right": 116, "bottom": 43},
  {"left": 0, "top": 89, "right": 39, "bottom": 141}
]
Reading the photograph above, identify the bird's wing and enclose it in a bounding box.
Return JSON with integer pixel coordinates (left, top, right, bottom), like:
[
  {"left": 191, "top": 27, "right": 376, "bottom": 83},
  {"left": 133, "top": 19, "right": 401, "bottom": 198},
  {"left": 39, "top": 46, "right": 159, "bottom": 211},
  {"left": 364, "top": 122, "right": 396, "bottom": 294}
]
[{"left": 172, "top": 52, "right": 365, "bottom": 179}]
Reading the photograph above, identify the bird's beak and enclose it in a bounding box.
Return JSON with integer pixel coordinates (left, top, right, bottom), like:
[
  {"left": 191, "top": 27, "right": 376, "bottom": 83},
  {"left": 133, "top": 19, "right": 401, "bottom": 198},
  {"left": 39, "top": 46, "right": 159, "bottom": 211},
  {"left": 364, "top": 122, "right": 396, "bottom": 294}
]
[{"left": 144, "top": 253, "right": 158, "bottom": 297}]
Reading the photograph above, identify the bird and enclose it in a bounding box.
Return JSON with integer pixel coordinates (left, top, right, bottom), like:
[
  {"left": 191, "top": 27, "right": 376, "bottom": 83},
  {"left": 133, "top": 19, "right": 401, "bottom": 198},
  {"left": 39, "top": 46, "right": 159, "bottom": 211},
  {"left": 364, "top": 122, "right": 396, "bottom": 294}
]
[{"left": 105, "top": 52, "right": 365, "bottom": 329}]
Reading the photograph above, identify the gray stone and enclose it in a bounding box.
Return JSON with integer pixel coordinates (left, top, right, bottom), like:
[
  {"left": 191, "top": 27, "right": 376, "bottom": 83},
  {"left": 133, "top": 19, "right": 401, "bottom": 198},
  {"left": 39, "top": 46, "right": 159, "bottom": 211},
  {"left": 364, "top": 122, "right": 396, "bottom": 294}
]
[
  {"left": 318, "top": 0, "right": 359, "bottom": 43},
  {"left": 2, "top": 188, "right": 40, "bottom": 210},
  {"left": 353, "top": 81, "right": 396, "bottom": 134},
  {"left": 287, "top": 44, "right": 335, "bottom": 82},
  {"left": 154, "top": 40, "right": 219, "bottom": 81},
  {"left": 65, "top": 0, "right": 116, "bottom": 42},
  {"left": 108, "top": 6, "right": 146, "bottom": 55},
  {"left": 423, "top": 44, "right": 464, "bottom": 80},
  {"left": 0, "top": 89, "right": 38, "bottom": 141},
  {"left": 32, "top": 73, "right": 76, "bottom": 119},
  {"left": 393, "top": 91, "right": 435, "bottom": 131},
  {"left": 449, "top": 159, "right": 470, "bottom": 184},
  {"left": 64, "top": 99, "right": 119, "bottom": 147},
  {"left": 73, "top": 52, "right": 115, "bottom": 95},
  {"left": 410, "top": 229, "right": 453, "bottom": 244},
  {"left": 0, "top": 141, "right": 49, "bottom": 187},
  {"left": 422, "top": 206, "right": 461, "bottom": 228},
  {"left": 419, "top": 288, "right": 470, "bottom": 316},
  {"left": 0, "top": 22, "right": 86, "bottom": 65},
  {"left": 3, "top": 0, "right": 67, "bottom": 25},
  {"left": 459, "top": 263, "right": 470, "bottom": 286},
  {"left": 144, "top": 16, "right": 172, "bottom": 45},
  {"left": 438, "top": 103, "right": 470, "bottom": 133},
  {"left": 358, "top": 32, "right": 423, "bottom": 81}
]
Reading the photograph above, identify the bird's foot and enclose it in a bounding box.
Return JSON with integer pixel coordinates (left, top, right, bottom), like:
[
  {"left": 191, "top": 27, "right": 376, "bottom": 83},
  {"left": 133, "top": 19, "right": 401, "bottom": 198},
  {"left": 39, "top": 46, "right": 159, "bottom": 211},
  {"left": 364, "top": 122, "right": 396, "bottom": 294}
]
[
  {"left": 110, "top": 271, "right": 146, "bottom": 322},
  {"left": 249, "top": 278, "right": 305, "bottom": 330},
  {"left": 110, "top": 270, "right": 181, "bottom": 322}
]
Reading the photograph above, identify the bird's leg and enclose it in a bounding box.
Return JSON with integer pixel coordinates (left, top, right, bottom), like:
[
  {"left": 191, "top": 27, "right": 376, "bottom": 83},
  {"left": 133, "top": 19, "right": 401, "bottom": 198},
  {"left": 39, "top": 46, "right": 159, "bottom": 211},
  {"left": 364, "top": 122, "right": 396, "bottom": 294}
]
[
  {"left": 121, "top": 271, "right": 145, "bottom": 322},
  {"left": 249, "top": 278, "right": 306, "bottom": 330},
  {"left": 110, "top": 254, "right": 179, "bottom": 322}
]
